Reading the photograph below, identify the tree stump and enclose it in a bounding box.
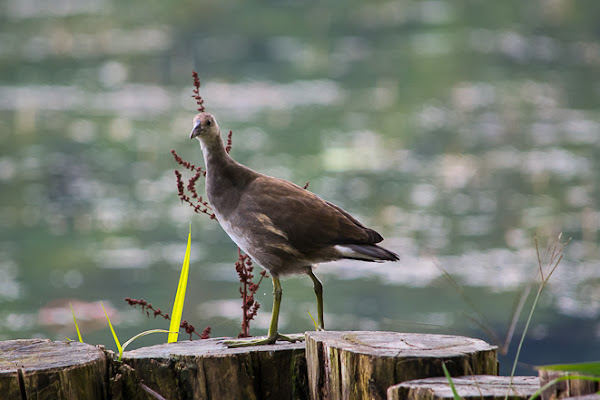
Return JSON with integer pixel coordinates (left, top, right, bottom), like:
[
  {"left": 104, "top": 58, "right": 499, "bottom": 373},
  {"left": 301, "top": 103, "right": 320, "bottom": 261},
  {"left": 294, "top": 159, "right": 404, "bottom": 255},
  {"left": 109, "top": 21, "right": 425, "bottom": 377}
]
[
  {"left": 0, "top": 339, "right": 107, "bottom": 400},
  {"left": 121, "top": 337, "right": 308, "bottom": 400},
  {"left": 305, "top": 331, "right": 498, "bottom": 400},
  {"left": 539, "top": 370, "right": 600, "bottom": 400},
  {"left": 388, "top": 375, "right": 540, "bottom": 400}
]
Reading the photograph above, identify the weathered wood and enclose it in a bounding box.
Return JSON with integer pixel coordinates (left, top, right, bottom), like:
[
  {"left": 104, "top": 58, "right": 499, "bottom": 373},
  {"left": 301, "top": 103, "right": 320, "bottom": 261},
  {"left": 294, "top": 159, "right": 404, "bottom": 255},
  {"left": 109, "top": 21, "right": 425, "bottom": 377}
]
[
  {"left": 121, "top": 337, "right": 308, "bottom": 400},
  {"left": 564, "top": 395, "right": 600, "bottom": 400},
  {"left": 109, "top": 361, "right": 156, "bottom": 400},
  {"left": 0, "top": 332, "right": 503, "bottom": 399},
  {"left": 539, "top": 370, "right": 600, "bottom": 400},
  {"left": 305, "top": 331, "right": 498, "bottom": 400},
  {"left": 0, "top": 339, "right": 107, "bottom": 400},
  {"left": 388, "top": 375, "right": 540, "bottom": 400}
]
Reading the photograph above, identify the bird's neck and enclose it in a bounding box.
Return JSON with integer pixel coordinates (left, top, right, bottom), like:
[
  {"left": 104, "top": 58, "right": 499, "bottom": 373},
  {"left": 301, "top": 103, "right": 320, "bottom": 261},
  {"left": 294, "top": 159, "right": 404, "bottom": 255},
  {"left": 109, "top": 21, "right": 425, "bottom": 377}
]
[
  {"left": 199, "top": 133, "right": 258, "bottom": 215},
  {"left": 200, "top": 134, "right": 231, "bottom": 171}
]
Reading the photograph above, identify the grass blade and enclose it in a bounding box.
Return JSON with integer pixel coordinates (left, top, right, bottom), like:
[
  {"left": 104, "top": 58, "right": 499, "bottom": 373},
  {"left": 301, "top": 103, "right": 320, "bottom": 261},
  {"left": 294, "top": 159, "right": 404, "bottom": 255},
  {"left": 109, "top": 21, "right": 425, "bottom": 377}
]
[
  {"left": 538, "top": 361, "right": 600, "bottom": 376},
  {"left": 168, "top": 224, "right": 192, "bottom": 343},
  {"left": 507, "top": 283, "right": 542, "bottom": 386},
  {"left": 502, "top": 284, "right": 531, "bottom": 354},
  {"left": 307, "top": 310, "right": 318, "bottom": 330},
  {"left": 70, "top": 302, "right": 83, "bottom": 343},
  {"left": 505, "top": 234, "right": 568, "bottom": 400},
  {"left": 441, "top": 362, "right": 462, "bottom": 400},
  {"left": 101, "top": 301, "right": 123, "bottom": 360},
  {"left": 122, "top": 329, "right": 175, "bottom": 353}
]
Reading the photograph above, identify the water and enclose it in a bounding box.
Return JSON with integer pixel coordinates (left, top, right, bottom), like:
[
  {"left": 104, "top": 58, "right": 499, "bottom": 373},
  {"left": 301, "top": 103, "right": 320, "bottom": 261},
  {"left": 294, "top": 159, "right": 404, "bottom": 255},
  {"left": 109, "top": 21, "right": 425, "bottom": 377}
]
[{"left": 1, "top": 0, "right": 599, "bottom": 375}]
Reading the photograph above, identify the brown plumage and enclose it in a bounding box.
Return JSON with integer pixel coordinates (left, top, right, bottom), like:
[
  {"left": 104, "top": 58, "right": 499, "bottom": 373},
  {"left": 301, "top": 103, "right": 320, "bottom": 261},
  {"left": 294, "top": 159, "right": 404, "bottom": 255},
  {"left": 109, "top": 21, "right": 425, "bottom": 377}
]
[{"left": 190, "top": 112, "right": 398, "bottom": 346}]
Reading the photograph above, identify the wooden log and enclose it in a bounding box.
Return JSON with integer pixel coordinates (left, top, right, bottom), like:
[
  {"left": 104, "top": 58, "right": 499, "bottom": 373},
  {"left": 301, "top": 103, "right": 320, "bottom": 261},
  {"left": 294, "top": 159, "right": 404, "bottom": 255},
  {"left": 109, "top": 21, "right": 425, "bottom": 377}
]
[
  {"left": 0, "top": 339, "right": 108, "bottom": 400},
  {"left": 388, "top": 375, "right": 540, "bottom": 400},
  {"left": 121, "top": 337, "right": 308, "bottom": 400},
  {"left": 305, "top": 331, "right": 498, "bottom": 400},
  {"left": 539, "top": 370, "right": 600, "bottom": 400},
  {"left": 0, "top": 332, "right": 501, "bottom": 399}
]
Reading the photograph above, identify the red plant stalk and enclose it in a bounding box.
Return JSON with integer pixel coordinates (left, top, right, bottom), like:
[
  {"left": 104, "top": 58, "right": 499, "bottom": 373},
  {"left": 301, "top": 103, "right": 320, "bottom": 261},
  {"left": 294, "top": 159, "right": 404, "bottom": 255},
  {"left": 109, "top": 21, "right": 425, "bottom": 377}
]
[
  {"left": 124, "top": 297, "right": 210, "bottom": 340},
  {"left": 235, "top": 249, "right": 268, "bottom": 338}
]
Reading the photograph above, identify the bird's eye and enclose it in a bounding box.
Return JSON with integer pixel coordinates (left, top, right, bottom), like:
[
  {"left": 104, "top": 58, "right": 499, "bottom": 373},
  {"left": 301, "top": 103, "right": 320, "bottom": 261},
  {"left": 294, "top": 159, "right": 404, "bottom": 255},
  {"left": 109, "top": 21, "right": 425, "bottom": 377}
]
[{"left": 206, "top": 120, "right": 212, "bottom": 126}]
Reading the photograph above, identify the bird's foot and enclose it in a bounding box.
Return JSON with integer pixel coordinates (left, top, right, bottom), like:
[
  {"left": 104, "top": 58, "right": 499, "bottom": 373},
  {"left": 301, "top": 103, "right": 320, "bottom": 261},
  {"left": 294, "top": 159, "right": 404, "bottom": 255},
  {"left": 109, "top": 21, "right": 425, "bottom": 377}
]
[{"left": 223, "top": 333, "right": 305, "bottom": 348}]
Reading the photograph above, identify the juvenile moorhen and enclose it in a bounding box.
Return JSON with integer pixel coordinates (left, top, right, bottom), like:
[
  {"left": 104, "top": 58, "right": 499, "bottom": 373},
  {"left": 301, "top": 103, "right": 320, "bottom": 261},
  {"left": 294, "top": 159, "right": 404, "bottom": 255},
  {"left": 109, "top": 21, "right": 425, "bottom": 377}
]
[{"left": 190, "top": 112, "right": 399, "bottom": 346}]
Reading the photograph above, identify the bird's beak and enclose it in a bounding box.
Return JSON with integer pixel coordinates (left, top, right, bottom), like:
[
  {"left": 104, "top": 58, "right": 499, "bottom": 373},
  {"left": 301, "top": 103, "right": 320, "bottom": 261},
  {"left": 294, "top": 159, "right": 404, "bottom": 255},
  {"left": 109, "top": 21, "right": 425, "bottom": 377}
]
[{"left": 190, "top": 120, "right": 201, "bottom": 139}]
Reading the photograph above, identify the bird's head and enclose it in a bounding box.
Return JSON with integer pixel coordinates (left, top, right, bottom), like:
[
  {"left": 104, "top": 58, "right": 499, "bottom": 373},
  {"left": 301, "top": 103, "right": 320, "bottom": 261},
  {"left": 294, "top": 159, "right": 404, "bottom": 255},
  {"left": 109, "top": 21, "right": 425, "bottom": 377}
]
[{"left": 190, "top": 112, "right": 220, "bottom": 141}]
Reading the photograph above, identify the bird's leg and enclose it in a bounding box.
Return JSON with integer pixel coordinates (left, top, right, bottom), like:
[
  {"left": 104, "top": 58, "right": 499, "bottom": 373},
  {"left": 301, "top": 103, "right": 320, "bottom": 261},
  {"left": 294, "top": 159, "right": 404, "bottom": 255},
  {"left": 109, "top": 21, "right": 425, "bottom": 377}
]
[
  {"left": 224, "top": 275, "right": 304, "bottom": 347},
  {"left": 266, "top": 275, "right": 283, "bottom": 340},
  {"left": 308, "top": 269, "right": 325, "bottom": 330}
]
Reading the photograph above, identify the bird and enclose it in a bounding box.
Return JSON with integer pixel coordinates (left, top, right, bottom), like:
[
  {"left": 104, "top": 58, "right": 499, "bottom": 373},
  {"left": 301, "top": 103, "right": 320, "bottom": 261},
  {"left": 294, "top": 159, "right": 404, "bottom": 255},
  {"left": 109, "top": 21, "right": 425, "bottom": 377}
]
[{"left": 189, "top": 112, "right": 399, "bottom": 346}]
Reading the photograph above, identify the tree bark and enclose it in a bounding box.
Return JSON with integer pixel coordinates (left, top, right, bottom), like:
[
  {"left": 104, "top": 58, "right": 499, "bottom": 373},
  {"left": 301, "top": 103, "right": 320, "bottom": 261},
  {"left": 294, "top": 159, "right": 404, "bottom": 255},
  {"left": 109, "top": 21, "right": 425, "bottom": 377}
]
[
  {"left": 539, "top": 370, "right": 600, "bottom": 400},
  {"left": 0, "top": 339, "right": 107, "bottom": 400},
  {"left": 305, "top": 331, "right": 498, "bottom": 400},
  {"left": 121, "top": 337, "right": 308, "bottom": 400}
]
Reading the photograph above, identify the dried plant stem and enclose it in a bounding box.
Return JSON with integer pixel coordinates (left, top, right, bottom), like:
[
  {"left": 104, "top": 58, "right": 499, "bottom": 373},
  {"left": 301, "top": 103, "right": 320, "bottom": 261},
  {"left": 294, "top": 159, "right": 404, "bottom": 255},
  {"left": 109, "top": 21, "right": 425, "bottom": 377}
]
[
  {"left": 192, "top": 71, "right": 205, "bottom": 112},
  {"left": 506, "top": 233, "right": 570, "bottom": 399},
  {"left": 236, "top": 248, "right": 268, "bottom": 338},
  {"left": 124, "top": 297, "right": 210, "bottom": 340},
  {"left": 502, "top": 284, "right": 531, "bottom": 354}
]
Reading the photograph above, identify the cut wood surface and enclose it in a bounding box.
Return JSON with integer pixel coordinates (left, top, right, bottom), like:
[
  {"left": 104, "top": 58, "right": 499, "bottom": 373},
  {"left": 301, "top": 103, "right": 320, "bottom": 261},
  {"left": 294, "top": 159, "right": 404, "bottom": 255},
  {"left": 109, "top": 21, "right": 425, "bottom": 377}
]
[
  {"left": 0, "top": 338, "right": 107, "bottom": 400},
  {"left": 122, "top": 337, "right": 308, "bottom": 400},
  {"left": 388, "top": 375, "right": 540, "bottom": 400},
  {"left": 306, "top": 331, "right": 498, "bottom": 400},
  {"left": 563, "top": 395, "right": 600, "bottom": 400}
]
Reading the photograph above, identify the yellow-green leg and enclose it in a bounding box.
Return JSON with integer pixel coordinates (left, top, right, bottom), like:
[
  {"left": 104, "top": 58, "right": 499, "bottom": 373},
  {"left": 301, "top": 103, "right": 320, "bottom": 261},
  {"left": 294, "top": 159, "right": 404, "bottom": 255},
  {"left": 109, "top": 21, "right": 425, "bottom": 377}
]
[
  {"left": 225, "top": 275, "right": 304, "bottom": 347},
  {"left": 308, "top": 269, "right": 325, "bottom": 330}
]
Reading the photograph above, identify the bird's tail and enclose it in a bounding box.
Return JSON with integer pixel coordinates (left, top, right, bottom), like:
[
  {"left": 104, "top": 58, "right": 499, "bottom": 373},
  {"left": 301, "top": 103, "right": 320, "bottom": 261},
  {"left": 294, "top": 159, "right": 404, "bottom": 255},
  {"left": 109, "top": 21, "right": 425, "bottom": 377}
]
[{"left": 335, "top": 244, "right": 399, "bottom": 262}]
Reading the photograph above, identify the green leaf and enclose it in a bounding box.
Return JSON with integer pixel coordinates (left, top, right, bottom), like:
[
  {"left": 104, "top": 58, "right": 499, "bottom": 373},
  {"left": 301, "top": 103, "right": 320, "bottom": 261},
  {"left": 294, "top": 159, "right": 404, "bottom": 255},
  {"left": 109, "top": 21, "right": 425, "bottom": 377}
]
[
  {"left": 122, "top": 329, "right": 175, "bottom": 353},
  {"left": 442, "top": 362, "right": 462, "bottom": 400},
  {"left": 306, "top": 310, "right": 318, "bottom": 330},
  {"left": 70, "top": 302, "right": 83, "bottom": 343},
  {"left": 537, "top": 361, "right": 600, "bottom": 377},
  {"left": 101, "top": 301, "right": 123, "bottom": 360},
  {"left": 168, "top": 224, "right": 192, "bottom": 343}
]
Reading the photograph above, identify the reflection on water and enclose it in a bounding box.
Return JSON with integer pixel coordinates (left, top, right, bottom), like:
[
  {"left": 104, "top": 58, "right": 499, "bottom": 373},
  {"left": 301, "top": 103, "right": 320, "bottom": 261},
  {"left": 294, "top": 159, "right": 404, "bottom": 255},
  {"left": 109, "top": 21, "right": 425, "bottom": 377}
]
[{"left": 1, "top": 0, "right": 599, "bottom": 374}]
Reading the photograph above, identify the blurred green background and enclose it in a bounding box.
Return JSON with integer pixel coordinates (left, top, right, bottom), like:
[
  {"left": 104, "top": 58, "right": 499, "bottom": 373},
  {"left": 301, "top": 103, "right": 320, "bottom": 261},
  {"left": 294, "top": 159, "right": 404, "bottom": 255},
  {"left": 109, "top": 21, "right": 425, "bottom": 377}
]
[{"left": 1, "top": 0, "right": 599, "bottom": 375}]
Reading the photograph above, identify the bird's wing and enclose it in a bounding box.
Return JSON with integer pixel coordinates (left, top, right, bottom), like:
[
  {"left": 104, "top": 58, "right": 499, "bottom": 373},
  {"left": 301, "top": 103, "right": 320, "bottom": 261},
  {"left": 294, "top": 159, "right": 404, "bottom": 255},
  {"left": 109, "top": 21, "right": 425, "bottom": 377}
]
[{"left": 239, "top": 175, "right": 383, "bottom": 253}]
